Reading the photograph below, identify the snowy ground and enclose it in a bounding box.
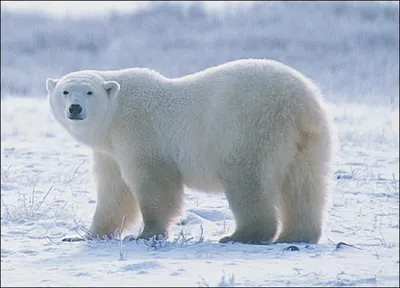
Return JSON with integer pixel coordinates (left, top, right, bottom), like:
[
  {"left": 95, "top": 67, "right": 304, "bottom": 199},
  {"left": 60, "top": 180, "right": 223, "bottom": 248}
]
[{"left": 1, "top": 97, "right": 399, "bottom": 287}]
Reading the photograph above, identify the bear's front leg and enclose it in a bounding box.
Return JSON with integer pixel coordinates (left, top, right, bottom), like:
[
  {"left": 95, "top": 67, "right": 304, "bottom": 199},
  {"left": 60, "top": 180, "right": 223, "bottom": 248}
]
[
  {"left": 63, "top": 152, "right": 140, "bottom": 242},
  {"left": 122, "top": 158, "right": 183, "bottom": 240},
  {"left": 89, "top": 152, "right": 140, "bottom": 239}
]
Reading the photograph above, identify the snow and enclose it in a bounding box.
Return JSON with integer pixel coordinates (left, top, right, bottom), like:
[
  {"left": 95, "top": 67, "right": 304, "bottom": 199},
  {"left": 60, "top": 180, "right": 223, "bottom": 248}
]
[
  {"left": 1, "top": 1, "right": 399, "bottom": 287},
  {"left": 1, "top": 98, "right": 398, "bottom": 286}
]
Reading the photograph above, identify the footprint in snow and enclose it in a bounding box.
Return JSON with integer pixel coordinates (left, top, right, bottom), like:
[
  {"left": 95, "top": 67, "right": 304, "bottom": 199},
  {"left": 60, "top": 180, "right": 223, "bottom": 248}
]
[{"left": 120, "top": 261, "right": 163, "bottom": 272}]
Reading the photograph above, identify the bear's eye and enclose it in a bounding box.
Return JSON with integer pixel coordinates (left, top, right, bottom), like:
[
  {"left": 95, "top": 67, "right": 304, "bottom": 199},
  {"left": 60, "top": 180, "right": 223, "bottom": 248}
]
[
  {"left": 63, "top": 90, "right": 69, "bottom": 95},
  {"left": 87, "top": 91, "right": 93, "bottom": 95}
]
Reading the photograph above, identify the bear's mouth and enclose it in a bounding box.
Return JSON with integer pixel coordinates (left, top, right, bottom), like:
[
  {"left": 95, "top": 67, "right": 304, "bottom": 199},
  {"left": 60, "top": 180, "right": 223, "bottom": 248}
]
[{"left": 68, "top": 115, "right": 84, "bottom": 120}]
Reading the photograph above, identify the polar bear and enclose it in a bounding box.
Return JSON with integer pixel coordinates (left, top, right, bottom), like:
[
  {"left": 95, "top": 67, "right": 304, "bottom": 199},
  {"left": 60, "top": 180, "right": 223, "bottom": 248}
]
[{"left": 46, "top": 59, "right": 334, "bottom": 244}]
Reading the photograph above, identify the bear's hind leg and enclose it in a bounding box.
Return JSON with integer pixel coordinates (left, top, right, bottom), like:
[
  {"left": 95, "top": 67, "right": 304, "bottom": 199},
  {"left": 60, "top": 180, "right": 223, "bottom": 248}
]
[
  {"left": 275, "top": 132, "right": 332, "bottom": 244},
  {"left": 219, "top": 163, "right": 279, "bottom": 245},
  {"left": 87, "top": 151, "right": 140, "bottom": 240}
]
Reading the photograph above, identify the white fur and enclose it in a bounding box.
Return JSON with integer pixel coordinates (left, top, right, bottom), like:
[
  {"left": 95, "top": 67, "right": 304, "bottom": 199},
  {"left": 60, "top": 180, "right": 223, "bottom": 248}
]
[{"left": 47, "top": 59, "right": 335, "bottom": 244}]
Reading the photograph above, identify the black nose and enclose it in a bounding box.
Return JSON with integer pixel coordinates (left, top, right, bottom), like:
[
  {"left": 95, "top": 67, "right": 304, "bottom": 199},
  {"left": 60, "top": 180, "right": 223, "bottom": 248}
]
[{"left": 69, "top": 104, "right": 82, "bottom": 116}]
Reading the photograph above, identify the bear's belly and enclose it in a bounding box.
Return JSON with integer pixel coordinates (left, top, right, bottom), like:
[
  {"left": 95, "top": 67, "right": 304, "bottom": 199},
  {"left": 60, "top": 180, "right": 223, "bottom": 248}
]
[
  {"left": 182, "top": 173, "right": 224, "bottom": 193},
  {"left": 178, "top": 158, "right": 224, "bottom": 193}
]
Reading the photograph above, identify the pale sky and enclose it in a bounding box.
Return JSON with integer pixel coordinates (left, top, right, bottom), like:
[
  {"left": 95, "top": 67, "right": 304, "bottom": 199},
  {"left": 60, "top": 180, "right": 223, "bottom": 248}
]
[
  {"left": 1, "top": 1, "right": 396, "bottom": 19},
  {"left": 0, "top": 1, "right": 254, "bottom": 18},
  {"left": 1, "top": 1, "right": 151, "bottom": 17}
]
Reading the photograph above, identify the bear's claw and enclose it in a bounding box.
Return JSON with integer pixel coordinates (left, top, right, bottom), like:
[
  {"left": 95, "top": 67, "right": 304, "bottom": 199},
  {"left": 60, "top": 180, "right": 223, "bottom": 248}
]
[
  {"left": 219, "top": 235, "right": 271, "bottom": 245},
  {"left": 62, "top": 237, "right": 86, "bottom": 242}
]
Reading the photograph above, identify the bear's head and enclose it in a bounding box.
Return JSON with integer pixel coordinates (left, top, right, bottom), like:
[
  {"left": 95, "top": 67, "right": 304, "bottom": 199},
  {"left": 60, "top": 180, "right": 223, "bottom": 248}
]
[{"left": 46, "top": 71, "right": 120, "bottom": 147}]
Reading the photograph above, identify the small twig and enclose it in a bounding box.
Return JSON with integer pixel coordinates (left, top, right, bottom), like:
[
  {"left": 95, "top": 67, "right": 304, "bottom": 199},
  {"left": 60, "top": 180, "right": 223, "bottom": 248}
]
[
  {"left": 34, "top": 186, "right": 54, "bottom": 214},
  {"left": 144, "top": 234, "right": 169, "bottom": 250},
  {"left": 327, "top": 238, "right": 335, "bottom": 245},
  {"left": 171, "top": 231, "right": 183, "bottom": 246},
  {"left": 0, "top": 164, "right": 12, "bottom": 181},
  {"left": 1, "top": 195, "right": 11, "bottom": 220},
  {"left": 118, "top": 215, "right": 127, "bottom": 260},
  {"left": 73, "top": 226, "right": 87, "bottom": 239},
  {"left": 198, "top": 224, "right": 204, "bottom": 243},
  {"left": 65, "top": 160, "right": 86, "bottom": 184},
  {"left": 335, "top": 241, "right": 362, "bottom": 250},
  {"left": 70, "top": 221, "right": 93, "bottom": 240},
  {"left": 45, "top": 236, "right": 57, "bottom": 245},
  {"left": 392, "top": 173, "right": 398, "bottom": 191},
  {"left": 31, "top": 181, "right": 37, "bottom": 209},
  {"left": 379, "top": 231, "right": 387, "bottom": 247},
  {"left": 198, "top": 277, "right": 210, "bottom": 287}
]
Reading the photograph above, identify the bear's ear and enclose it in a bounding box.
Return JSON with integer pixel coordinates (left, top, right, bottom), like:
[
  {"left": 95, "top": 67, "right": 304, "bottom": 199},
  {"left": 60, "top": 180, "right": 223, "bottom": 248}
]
[
  {"left": 104, "top": 81, "right": 120, "bottom": 99},
  {"left": 46, "top": 78, "right": 59, "bottom": 94}
]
